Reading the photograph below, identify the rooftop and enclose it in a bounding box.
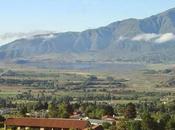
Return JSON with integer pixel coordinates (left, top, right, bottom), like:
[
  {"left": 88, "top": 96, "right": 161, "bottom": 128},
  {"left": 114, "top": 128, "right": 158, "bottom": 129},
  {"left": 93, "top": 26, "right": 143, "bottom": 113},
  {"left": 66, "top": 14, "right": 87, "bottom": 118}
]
[{"left": 5, "top": 118, "right": 90, "bottom": 129}]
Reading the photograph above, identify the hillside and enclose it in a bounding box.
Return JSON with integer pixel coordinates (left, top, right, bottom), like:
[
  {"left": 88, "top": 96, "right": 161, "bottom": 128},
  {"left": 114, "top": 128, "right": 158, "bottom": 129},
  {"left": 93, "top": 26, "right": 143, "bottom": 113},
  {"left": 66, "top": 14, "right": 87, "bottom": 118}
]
[{"left": 1, "top": 8, "right": 175, "bottom": 64}]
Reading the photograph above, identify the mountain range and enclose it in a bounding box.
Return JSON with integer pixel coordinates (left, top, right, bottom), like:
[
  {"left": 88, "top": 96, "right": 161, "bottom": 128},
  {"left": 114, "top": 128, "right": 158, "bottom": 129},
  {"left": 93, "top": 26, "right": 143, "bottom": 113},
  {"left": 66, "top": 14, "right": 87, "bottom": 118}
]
[{"left": 1, "top": 8, "right": 175, "bottom": 64}]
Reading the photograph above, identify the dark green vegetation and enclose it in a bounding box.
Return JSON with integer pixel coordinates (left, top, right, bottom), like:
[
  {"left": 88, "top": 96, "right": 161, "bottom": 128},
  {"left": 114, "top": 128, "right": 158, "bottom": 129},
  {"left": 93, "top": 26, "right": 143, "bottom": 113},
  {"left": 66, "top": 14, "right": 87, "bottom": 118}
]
[{"left": 0, "top": 63, "right": 175, "bottom": 130}]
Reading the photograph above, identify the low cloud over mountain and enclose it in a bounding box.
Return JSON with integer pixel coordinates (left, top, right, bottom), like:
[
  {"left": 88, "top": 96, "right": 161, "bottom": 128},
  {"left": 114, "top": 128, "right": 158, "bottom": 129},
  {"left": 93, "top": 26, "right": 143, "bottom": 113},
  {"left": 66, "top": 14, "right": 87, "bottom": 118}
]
[
  {"left": 0, "top": 31, "right": 54, "bottom": 46},
  {"left": 132, "top": 33, "right": 175, "bottom": 43},
  {"left": 1, "top": 8, "right": 175, "bottom": 63}
]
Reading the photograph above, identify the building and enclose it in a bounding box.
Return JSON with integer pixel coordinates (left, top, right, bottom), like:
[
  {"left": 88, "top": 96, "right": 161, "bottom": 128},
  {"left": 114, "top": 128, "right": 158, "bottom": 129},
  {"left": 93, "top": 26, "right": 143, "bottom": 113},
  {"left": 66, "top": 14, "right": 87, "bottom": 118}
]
[
  {"left": 102, "top": 115, "right": 116, "bottom": 122},
  {"left": 4, "top": 118, "right": 103, "bottom": 130},
  {"left": 81, "top": 117, "right": 114, "bottom": 126},
  {"left": 87, "top": 119, "right": 114, "bottom": 125}
]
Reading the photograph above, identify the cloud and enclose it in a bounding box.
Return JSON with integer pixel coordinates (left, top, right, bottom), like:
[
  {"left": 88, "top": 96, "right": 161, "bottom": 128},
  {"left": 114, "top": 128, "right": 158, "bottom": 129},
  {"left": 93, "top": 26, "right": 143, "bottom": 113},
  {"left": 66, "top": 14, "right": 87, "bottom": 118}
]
[
  {"left": 132, "top": 33, "right": 159, "bottom": 42},
  {"left": 155, "top": 33, "right": 175, "bottom": 43},
  {"left": 0, "top": 31, "right": 54, "bottom": 46},
  {"left": 118, "top": 36, "right": 128, "bottom": 41},
  {"left": 42, "top": 34, "right": 56, "bottom": 39},
  {"left": 132, "top": 33, "right": 175, "bottom": 43}
]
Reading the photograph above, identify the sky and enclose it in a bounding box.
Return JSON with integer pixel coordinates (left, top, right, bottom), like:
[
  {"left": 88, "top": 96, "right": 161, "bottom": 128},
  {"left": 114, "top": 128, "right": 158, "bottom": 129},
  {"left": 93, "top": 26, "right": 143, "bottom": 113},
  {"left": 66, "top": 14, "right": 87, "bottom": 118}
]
[{"left": 1, "top": 0, "right": 175, "bottom": 34}]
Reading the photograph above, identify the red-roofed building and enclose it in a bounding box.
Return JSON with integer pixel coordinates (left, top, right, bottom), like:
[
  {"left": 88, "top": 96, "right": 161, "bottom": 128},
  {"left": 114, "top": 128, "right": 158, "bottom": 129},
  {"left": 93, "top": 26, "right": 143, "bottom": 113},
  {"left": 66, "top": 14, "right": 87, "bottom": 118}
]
[{"left": 4, "top": 118, "right": 103, "bottom": 130}]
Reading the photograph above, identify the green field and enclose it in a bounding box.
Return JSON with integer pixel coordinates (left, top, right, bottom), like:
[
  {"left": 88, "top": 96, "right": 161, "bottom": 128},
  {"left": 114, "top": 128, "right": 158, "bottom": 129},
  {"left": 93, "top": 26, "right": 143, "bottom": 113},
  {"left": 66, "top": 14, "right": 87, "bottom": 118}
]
[{"left": 0, "top": 63, "right": 174, "bottom": 104}]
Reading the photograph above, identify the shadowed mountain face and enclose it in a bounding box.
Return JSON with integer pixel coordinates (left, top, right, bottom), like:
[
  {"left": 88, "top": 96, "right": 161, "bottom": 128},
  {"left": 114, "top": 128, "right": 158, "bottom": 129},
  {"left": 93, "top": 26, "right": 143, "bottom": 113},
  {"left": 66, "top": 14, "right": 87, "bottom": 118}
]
[{"left": 1, "top": 8, "right": 175, "bottom": 63}]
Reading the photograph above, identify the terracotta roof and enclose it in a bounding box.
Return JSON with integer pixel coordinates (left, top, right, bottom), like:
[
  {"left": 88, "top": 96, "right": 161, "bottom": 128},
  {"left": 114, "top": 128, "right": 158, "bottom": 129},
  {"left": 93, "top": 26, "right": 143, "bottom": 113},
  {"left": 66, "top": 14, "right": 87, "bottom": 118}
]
[{"left": 5, "top": 118, "right": 90, "bottom": 129}]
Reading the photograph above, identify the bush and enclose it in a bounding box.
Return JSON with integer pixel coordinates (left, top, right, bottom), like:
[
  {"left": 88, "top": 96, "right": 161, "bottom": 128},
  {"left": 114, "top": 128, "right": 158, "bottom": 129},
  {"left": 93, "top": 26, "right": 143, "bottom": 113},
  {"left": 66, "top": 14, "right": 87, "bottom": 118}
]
[{"left": 102, "top": 122, "right": 112, "bottom": 129}]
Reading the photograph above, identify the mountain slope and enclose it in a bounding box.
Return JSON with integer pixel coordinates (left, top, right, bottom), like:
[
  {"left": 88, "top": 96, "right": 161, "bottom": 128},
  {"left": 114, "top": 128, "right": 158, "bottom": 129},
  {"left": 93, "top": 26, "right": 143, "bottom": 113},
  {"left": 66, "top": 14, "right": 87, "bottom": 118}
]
[{"left": 1, "top": 8, "right": 175, "bottom": 63}]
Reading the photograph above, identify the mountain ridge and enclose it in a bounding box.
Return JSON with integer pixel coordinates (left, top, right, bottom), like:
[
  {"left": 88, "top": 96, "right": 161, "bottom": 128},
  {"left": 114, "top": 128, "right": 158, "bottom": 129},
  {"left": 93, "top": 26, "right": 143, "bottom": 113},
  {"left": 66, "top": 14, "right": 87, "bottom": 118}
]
[{"left": 1, "top": 8, "right": 175, "bottom": 64}]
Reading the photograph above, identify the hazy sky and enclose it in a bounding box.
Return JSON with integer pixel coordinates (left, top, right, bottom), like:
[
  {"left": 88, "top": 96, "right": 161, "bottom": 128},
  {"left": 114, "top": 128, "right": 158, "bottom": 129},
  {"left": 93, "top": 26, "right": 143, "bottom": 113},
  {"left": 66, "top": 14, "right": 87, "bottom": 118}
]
[{"left": 1, "top": 0, "right": 175, "bottom": 34}]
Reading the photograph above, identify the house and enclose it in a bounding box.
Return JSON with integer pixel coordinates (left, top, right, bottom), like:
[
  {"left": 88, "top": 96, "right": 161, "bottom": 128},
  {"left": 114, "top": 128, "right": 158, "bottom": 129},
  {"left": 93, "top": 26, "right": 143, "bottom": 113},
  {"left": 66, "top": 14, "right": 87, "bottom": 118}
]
[
  {"left": 81, "top": 116, "right": 115, "bottom": 126},
  {"left": 101, "top": 115, "right": 116, "bottom": 122},
  {"left": 4, "top": 118, "right": 103, "bottom": 130}
]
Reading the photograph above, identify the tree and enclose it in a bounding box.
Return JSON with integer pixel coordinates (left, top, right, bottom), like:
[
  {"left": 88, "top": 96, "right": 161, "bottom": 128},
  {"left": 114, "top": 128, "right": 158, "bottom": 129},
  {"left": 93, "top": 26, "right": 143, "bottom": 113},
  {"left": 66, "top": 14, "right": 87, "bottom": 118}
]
[
  {"left": 103, "top": 105, "right": 114, "bottom": 116},
  {"left": 0, "top": 115, "right": 5, "bottom": 122},
  {"left": 102, "top": 122, "right": 112, "bottom": 129},
  {"left": 124, "top": 103, "right": 136, "bottom": 119},
  {"left": 95, "top": 108, "right": 105, "bottom": 119},
  {"left": 19, "top": 105, "right": 28, "bottom": 116},
  {"left": 157, "top": 113, "right": 170, "bottom": 130},
  {"left": 117, "top": 120, "right": 127, "bottom": 130},
  {"left": 48, "top": 103, "right": 58, "bottom": 118},
  {"left": 166, "top": 115, "right": 175, "bottom": 130},
  {"left": 0, "top": 115, "right": 5, "bottom": 128},
  {"left": 127, "top": 121, "right": 142, "bottom": 130},
  {"left": 141, "top": 112, "right": 158, "bottom": 130},
  {"left": 58, "top": 102, "right": 69, "bottom": 118}
]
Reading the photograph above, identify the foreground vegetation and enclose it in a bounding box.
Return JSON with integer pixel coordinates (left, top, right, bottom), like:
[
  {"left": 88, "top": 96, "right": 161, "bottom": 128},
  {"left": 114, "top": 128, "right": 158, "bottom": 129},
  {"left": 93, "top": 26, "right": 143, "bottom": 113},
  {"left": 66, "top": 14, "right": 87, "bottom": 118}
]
[{"left": 0, "top": 63, "right": 175, "bottom": 130}]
